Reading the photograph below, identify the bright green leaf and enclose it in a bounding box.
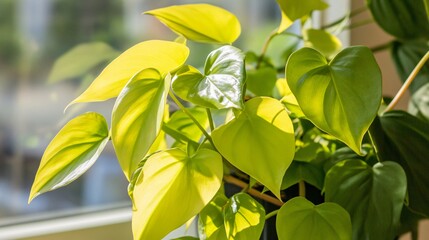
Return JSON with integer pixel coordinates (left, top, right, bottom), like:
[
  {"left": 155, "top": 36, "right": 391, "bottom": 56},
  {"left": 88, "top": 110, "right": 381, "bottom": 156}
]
[
  {"left": 111, "top": 68, "right": 169, "bottom": 181},
  {"left": 212, "top": 97, "right": 295, "bottom": 199},
  {"left": 198, "top": 195, "right": 228, "bottom": 240},
  {"left": 48, "top": 42, "right": 119, "bottom": 83},
  {"left": 277, "top": 11, "right": 293, "bottom": 33},
  {"left": 223, "top": 193, "right": 265, "bottom": 240},
  {"left": 29, "top": 112, "right": 109, "bottom": 202},
  {"left": 172, "top": 46, "right": 245, "bottom": 109},
  {"left": 164, "top": 107, "right": 209, "bottom": 144},
  {"left": 276, "top": 197, "right": 352, "bottom": 240},
  {"left": 69, "top": 40, "right": 189, "bottom": 106},
  {"left": 304, "top": 29, "right": 342, "bottom": 58},
  {"left": 276, "top": 78, "right": 304, "bottom": 117},
  {"left": 145, "top": 4, "right": 241, "bottom": 44},
  {"left": 277, "top": 0, "right": 328, "bottom": 21},
  {"left": 367, "top": 0, "right": 429, "bottom": 39},
  {"left": 380, "top": 111, "right": 429, "bottom": 216},
  {"left": 131, "top": 148, "right": 223, "bottom": 240},
  {"left": 172, "top": 237, "right": 199, "bottom": 240},
  {"left": 246, "top": 67, "right": 277, "bottom": 97},
  {"left": 325, "top": 160, "right": 407, "bottom": 240},
  {"left": 281, "top": 161, "right": 324, "bottom": 190},
  {"left": 391, "top": 40, "right": 429, "bottom": 93},
  {"left": 286, "top": 46, "right": 382, "bottom": 154}
]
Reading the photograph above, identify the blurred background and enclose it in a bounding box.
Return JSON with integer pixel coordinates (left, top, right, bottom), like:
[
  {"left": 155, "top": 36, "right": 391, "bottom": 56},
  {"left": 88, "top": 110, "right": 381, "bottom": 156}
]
[{"left": 0, "top": 0, "right": 420, "bottom": 239}]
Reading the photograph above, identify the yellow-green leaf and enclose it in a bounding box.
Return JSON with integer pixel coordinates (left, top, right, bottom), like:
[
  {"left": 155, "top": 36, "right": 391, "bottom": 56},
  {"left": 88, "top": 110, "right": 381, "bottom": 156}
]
[
  {"left": 212, "top": 97, "right": 295, "bottom": 199},
  {"left": 145, "top": 4, "right": 241, "bottom": 44},
  {"left": 277, "top": 0, "right": 328, "bottom": 21},
  {"left": 198, "top": 195, "right": 228, "bottom": 240},
  {"left": 277, "top": 11, "right": 293, "bottom": 33},
  {"left": 276, "top": 78, "right": 304, "bottom": 118},
  {"left": 69, "top": 40, "right": 189, "bottom": 106},
  {"left": 304, "top": 29, "right": 342, "bottom": 58},
  {"left": 112, "top": 68, "right": 170, "bottom": 181},
  {"left": 131, "top": 148, "right": 223, "bottom": 240},
  {"left": 48, "top": 42, "right": 119, "bottom": 83},
  {"left": 29, "top": 112, "right": 109, "bottom": 202},
  {"left": 223, "top": 193, "right": 266, "bottom": 240}
]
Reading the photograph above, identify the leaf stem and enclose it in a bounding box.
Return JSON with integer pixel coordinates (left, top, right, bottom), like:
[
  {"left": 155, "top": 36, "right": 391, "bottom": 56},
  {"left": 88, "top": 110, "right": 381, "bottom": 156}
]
[
  {"left": 384, "top": 51, "right": 429, "bottom": 113},
  {"left": 322, "top": 5, "right": 368, "bottom": 29},
  {"left": 169, "top": 91, "right": 215, "bottom": 147},
  {"left": 265, "top": 209, "right": 279, "bottom": 220},
  {"left": 299, "top": 180, "right": 306, "bottom": 197},
  {"left": 206, "top": 108, "right": 215, "bottom": 132},
  {"left": 343, "top": 18, "right": 374, "bottom": 30},
  {"left": 223, "top": 175, "right": 283, "bottom": 207},
  {"left": 256, "top": 30, "right": 279, "bottom": 69}
]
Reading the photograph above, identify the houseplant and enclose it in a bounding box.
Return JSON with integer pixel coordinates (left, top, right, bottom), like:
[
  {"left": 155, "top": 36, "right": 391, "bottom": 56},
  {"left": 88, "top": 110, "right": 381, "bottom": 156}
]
[{"left": 29, "top": 0, "right": 429, "bottom": 239}]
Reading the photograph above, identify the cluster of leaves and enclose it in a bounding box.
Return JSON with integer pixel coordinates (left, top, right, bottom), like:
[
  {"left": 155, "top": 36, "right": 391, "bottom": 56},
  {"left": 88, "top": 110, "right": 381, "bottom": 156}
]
[{"left": 29, "top": 1, "right": 429, "bottom": 240}]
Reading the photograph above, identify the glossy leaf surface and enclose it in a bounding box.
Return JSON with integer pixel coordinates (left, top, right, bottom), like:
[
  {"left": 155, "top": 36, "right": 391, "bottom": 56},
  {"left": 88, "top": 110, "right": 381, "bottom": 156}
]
[
  {"left": 48, "top": 42, "right": 119, "bottom": 83},
  {"left": 29, "top": 112, "right": 109, "bottom": 202},
  {"left": 380, "top": 111, "right": 429, "bottom": 216},
  {"left": 367, "top": 0, "right": 429, "bottom": 39},
  {"left": 112, "top": 68, "right": 169, "bottom": 180},
  {"left": 198, "top": 195, "right": 228, "bottom": 240},
  {"left": 145, "top": 4, "right": 241, "bottom": 44},
  {"left": 69, "top": 40, "right": 189, "bottom": 105},
  {"left": 172, "top": 46, "right": 245, "bottom": 109},
  {"left": 223, "top": 193, "right": 265, "bottom": 240},
  {"left": 276, "top": 197, "right": 352, "bottom": 240},
  {"left": 286, "top": 46, "right": 382, "bottom": 154},
  {"left": 325, "top": 160, "right": 407, "bottom": 240},
  {"left": 131, "top": 148, "right": 223, "bottom": 240},
  {"left": 304, "top": 29, "right": 342, "bottom": 58},
  {"left": 212, "top": 97, "right": 295, "bottom": 198}
]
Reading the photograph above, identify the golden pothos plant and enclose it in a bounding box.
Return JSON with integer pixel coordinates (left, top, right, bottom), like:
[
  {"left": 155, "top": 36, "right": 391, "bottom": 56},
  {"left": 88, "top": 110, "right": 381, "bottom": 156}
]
[{"left": 30, "top": 1, "right": 429, "bottom": 239}]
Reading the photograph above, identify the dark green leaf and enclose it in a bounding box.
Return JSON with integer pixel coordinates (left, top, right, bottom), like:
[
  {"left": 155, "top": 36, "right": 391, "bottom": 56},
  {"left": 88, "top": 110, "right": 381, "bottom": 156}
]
[
  {"left": 172, "top": 45, "right": 245, "bottom": 109},
  {"left": 276, "top": 197, "right": 352, "bottom": 240},
  {"left": 409, "top": 83, "right": 429, "bottom": 122},
  {"left": 223, "top": 193, "right": 265, "bottom": 240},
  {"left": 281, "top": 161, "right": 324, "bottom": 190},
  {"left": 367, "top": 0, "right": 429, "bottom": 39},
  {"left": 391, "top": 40, "right": 429, "bottom": 93},
  {"left": 325, "top": 160, "right": 407, "bottom": 240},
  {"left": 286, "top": 46, "right": 382, "bottom": 154},
  {"left": 246, "top": 67, "right": 277, "bottom": 96},
  {"left": 380, "top": 110, "right": 429, "bottom": 216}
]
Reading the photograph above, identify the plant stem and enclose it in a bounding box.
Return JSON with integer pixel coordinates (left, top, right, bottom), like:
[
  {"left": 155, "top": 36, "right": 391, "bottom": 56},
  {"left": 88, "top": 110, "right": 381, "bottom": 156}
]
[
  {"left": 344, "top": 18, "right": 374, "bottom": 30},
  {"left": 256, "top": 30, "right": 279, "bottom": 69},
  {"left": 169, "top": 91, "right": 215, "bottom": 147},
  {"left": 299, "top": 180, "right": 306, "bottom": 197},
  {"left": 265, "top": 209, "right": 279, "bottom": 220},
  {"left": 206, "top": 108, "right": 215, "bottom": 132},
  {"left": 370, "top": 42, "right": 392, "bottom": 53},
  {"left": 384, "top": 51, "right": 429, "bottom": 113},
  {"left": 223, "top": 175, "right": 283, "bottom": 207},
  {"left": 322, "top": 5, "right": 368, "bottom": 29},
  {"left": 280, "top": 31, "right": 303, "bottom": 39}
]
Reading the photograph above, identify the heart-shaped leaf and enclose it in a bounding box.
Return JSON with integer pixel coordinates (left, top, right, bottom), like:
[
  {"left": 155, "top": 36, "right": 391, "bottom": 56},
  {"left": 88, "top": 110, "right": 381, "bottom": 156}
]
[
  {"left": 145, "top": 4, "right": 241, "bottom": 44},
  {"left": 48, "top": 42, "right": 119, "bottom": 83},
  {"left": 69, "top": 40, "right": 189, "bottom": 106},
  {"left": 286, "top": 46, "right": 382, "bottom": 154},
  {"left": 367, "top": 0, "right": 429, "bottom": 39},
  {"left": 112, "top": 68, "right": 169, "bottom": 181},
  {"left": 304, "top": 29, "right": 342, "bottom": 58},
  {"left": 172, "top": 45, "right": 245, "bottom": 109},
  {"left": 324, "top": 160, "right": 407, "bottom": 240},
  {"left": 223, "top": 193, "right": 265, "bottom": 240},
  {"left": 198, "top": 195, "right": 228, "bottom": 240},
  {"left": 379, "top": 111, "right": 429, "bottom": 216},
  {"left": 130, "top": 148, "right": 223, "bottom": 240},
  {"left": 29, "top": 112, "right": 109, "bottom": 202},
  {"left": 391, "top": 40, "right": 429, "bottom": 93},
  {"left": 212, "top": 97, "right": 295, "bottom": 199},
  {"left": 281, "top": 161, "right": 324, "bottom": 190},
  {"left": 276, "top": 197, "right": 352, "bottom": 240}
]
